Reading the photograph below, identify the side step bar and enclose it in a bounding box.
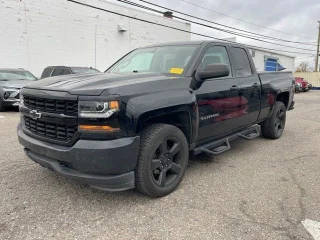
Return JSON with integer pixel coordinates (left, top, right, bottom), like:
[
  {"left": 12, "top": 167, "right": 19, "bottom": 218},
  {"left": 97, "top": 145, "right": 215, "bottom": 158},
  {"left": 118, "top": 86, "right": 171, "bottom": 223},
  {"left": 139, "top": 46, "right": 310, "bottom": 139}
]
[
  {"left": 199, "top": 139, "right": 231, "bottom": 155},
  {"left": 237, "top": 124, "right": 260, "bottom": 140},
  {"left": 193, "top": 124, "right": 260, "bottom": 156}
]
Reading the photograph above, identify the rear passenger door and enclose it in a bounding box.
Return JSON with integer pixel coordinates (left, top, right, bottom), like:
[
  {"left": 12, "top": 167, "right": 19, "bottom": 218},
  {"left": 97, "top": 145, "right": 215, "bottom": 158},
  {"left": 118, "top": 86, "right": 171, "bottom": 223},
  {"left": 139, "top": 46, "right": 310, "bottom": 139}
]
[
  {"left": 195, "top": 45, "right": 244, "bottom": 143},
  {"left": 229, "top": 47, "right": 261, "bottom": 127}
]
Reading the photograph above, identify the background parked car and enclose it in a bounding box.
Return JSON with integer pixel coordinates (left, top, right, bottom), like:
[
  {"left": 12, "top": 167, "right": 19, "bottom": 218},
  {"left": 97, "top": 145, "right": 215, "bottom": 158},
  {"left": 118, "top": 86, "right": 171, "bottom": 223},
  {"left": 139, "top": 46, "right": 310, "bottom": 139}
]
[
  {"left": 41, "top": 66, "right": 100, "bottom": 79},
  {"left": 0, "top": 68, "right": 37, "bottom": 111},
  {"left": 295, "top": 81, "right": 302, "bottom": 92},
  {"left": 295, "top": 77, "right": 310, "bottom": 92}
]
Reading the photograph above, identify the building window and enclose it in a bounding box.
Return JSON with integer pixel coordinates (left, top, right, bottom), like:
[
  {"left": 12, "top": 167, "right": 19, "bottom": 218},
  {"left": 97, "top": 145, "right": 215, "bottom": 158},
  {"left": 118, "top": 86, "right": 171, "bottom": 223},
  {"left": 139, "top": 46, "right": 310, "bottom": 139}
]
[{"left": 264, "top": 57, "right": 278, "bottom": 71}]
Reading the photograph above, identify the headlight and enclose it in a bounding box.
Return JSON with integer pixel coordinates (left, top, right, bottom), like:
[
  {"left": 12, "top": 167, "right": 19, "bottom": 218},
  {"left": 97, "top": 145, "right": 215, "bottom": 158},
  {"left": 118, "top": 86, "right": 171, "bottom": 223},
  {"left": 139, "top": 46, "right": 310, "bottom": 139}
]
[
  {"left": 79, "top": 100, "right": 119, "bottom": 118},
  {"left": 3, "top": 88, "right": 19, "bottom": 99}
]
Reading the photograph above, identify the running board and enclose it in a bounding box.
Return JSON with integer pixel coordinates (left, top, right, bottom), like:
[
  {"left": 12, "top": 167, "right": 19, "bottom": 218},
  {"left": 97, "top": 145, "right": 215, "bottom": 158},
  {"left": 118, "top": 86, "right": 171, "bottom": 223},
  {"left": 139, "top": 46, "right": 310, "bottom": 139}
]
[
  {"left": 198, "top": 139, "right": 231, "bottom": 155},
  {"left": 193, "top": 124, "right": 260, "bottom": 156},
  {"left": 237, "top": 124, "right": 260, "bottom": 140}
]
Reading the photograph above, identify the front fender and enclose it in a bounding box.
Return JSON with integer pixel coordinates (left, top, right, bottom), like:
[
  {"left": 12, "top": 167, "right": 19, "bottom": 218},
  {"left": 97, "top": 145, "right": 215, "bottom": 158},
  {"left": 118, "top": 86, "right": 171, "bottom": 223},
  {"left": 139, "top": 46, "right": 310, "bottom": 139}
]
[{"left": 125, "top": 89, "right": 197, "bottom": 134}]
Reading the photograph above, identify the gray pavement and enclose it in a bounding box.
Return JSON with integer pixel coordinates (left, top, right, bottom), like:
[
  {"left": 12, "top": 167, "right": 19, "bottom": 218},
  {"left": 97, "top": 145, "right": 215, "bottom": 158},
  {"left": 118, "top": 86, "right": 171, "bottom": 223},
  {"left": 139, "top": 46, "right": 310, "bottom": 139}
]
[{"left": 0, "top": 91, "right": 320, "bottom": 240}]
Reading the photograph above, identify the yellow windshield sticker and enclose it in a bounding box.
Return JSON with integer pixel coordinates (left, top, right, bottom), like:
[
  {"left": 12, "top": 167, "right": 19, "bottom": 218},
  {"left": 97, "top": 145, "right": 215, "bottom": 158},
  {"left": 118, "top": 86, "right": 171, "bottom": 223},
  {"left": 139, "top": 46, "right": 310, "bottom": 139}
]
[{"left": 170, "top": 68, "right": 184, "bottom": 75}]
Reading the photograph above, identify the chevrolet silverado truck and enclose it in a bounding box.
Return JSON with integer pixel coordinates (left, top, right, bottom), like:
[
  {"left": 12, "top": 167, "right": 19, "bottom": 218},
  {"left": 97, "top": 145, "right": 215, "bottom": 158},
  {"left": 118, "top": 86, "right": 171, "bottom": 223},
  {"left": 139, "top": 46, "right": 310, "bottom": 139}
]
[{"left": 18, "top": 41, "right": 295, "bottom": 197}]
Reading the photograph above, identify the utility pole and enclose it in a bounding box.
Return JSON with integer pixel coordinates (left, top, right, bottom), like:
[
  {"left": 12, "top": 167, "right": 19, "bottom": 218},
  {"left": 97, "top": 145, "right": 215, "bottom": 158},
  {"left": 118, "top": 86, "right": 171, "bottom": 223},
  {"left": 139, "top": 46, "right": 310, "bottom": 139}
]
[{"left": 315, "top": 21, "right": 320, "bottom": 72}]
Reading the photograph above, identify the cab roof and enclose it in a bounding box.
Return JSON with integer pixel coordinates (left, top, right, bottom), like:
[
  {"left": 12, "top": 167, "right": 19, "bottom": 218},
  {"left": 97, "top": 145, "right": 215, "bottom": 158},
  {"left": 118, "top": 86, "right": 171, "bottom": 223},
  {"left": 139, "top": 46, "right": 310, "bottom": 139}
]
[{"left": 142, "top": 40, "right": 246, "bottom": 48}]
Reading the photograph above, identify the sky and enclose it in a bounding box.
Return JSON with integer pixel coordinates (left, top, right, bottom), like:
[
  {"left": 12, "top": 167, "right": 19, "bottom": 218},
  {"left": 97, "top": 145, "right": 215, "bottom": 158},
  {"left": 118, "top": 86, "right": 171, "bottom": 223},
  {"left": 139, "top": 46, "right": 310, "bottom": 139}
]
[{"left": 112, "top": 0, "right": 320, "bottom": 69}]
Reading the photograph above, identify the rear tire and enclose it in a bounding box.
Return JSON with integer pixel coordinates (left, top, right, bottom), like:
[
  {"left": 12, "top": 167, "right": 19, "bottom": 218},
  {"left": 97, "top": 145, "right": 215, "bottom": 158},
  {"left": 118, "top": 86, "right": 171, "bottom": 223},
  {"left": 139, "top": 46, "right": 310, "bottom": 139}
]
[
  {"left": 261, "top": 101, "right": 286, "bottom": 139},
  {"left": 136, "top": 124, "right": 189, "bottom": 197}
]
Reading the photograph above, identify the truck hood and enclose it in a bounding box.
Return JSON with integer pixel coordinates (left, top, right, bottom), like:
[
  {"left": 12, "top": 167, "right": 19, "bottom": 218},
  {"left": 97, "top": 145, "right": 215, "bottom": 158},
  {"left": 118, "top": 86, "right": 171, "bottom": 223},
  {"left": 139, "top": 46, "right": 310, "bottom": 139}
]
[
  {"left": 24, "top": 72, "right": 185, "bottom": 95},
  {"left": 0, "top": 80, "right": 36, "bottom": 89}
]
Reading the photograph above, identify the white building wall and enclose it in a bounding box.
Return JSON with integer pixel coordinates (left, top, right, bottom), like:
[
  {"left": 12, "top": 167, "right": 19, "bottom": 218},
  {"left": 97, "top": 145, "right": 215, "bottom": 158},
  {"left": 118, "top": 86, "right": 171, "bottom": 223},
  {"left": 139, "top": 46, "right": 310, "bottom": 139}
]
[
  {"left": 250, "top": 49, "right": 295, "bottom": 72},
  {"left": 0, "top": 0, "right": 191, "bottom": 77}
]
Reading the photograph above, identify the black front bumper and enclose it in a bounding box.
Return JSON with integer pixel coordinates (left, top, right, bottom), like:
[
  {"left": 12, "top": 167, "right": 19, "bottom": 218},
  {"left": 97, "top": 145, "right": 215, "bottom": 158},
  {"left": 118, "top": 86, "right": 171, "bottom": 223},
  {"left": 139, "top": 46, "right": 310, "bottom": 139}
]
[{"left": 18, "top": 124, "right": 140, "bottom": 191}]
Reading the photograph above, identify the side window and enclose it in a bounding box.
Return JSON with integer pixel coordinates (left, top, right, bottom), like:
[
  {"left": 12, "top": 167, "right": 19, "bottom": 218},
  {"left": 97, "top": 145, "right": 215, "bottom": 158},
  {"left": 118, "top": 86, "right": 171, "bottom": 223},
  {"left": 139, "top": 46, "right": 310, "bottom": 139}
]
[
  {"left": 41, "top": 67, "right": 53, "bottom": 79},
  {"left": 51, "top": 67, "right": 66, "bottom": 77},
  {"left": 199, "top": 46, "right": 231, "bottom": 77},
  {"left": 230, "top": 47, "right": 252, "bottom": 77}
]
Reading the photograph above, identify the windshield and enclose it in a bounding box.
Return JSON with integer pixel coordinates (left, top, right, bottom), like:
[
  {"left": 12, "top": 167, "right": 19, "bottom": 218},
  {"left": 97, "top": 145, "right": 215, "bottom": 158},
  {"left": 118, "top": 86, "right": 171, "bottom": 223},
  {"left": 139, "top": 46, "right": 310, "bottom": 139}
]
[
  {"left": 108, "top": 45, "right": 198, "bottom": 75},
  {"left": 72, "top": 67, "right": 99, "bottom": 74},
  {"left": 0, "top": 70, "right": 37, "bottom": 81}
]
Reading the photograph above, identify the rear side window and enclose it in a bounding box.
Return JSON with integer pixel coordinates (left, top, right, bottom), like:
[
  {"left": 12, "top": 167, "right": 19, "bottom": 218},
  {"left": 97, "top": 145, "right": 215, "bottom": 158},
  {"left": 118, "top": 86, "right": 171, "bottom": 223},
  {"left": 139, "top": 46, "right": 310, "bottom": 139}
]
[
  {"left": 41, "top": 67, "right": 53, "bottom": 79},
  {"left": 230, "top": 47, "right": 252, "bottom": 77}
]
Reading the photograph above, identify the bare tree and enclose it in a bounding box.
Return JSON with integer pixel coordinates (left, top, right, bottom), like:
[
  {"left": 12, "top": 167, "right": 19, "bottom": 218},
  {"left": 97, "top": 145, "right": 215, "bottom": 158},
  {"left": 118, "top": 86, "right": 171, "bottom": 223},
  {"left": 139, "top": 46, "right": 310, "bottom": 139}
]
[{"left": 296, "top": 62, "right": 311, "bottom": 72}]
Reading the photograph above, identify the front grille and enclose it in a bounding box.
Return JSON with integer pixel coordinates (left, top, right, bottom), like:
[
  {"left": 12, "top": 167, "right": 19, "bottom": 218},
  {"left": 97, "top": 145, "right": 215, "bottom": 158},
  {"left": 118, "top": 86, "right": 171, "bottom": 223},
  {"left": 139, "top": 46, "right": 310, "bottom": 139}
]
[
  {"left": 24, "top": 116, "right": 77, "bottom": 142},
  {"left": 23, "top": 95, "right": 78, "bottom": 116}
]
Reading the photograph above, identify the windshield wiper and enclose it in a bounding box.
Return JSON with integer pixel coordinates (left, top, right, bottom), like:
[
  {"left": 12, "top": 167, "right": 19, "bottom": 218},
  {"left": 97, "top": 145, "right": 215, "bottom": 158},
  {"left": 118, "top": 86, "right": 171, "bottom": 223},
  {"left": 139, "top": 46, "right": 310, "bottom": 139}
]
[
  {"left": 132, "top": 70, "right": 139, "bottom": 73},
  {"left": 0, "top": 79, "right": 8, "bottom": 81}
]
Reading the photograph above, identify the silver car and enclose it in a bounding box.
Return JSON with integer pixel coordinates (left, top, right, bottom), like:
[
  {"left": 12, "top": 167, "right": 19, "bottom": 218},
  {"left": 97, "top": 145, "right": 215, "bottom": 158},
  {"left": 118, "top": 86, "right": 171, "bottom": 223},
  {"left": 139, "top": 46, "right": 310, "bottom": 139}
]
[{"left": 0, "top": 68, "right": 37, "bottom": 111}]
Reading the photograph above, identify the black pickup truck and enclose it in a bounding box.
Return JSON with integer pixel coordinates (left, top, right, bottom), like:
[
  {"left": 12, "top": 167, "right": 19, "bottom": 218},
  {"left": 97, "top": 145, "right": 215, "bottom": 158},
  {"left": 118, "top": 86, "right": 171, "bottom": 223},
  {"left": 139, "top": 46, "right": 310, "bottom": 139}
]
[{"left": 18, "top": 41, "right": 294, "bottom": 197}]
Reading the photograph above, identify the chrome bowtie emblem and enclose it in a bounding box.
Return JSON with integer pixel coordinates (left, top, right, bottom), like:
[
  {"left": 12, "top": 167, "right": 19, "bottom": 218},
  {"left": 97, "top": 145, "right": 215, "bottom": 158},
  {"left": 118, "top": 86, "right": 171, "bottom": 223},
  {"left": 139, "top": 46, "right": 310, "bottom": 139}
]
[{"left": 29, "top": 110, "right": 42, "bottom": 120}]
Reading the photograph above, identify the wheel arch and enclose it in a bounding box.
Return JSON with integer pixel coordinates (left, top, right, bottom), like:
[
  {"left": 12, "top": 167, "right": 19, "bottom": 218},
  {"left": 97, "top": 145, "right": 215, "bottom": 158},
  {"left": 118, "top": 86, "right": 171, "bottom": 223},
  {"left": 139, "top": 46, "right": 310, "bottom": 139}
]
[
  {"left": 136, "top": 106, "right": 195, "bottom": 145},
  {"left": 276, "top": 91, "right": 290, "bottom": 108}
]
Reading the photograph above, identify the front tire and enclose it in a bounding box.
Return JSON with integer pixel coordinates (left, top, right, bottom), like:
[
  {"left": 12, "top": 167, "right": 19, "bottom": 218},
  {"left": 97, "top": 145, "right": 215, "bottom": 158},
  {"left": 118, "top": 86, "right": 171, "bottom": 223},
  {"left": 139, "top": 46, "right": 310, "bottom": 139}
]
[
  {"left": 261, "top": 101, "right": 287, "bottom": 139},
  {"left": 136, "top": 124, "right": 189, "bottom": 197}
]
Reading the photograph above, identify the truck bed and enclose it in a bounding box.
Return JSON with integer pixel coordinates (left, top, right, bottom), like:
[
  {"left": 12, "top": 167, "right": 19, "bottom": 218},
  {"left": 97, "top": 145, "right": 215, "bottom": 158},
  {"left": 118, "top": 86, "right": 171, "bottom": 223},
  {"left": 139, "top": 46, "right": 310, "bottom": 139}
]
[{"left": 258, "top": 71, "right": 294, "bottom": 92}]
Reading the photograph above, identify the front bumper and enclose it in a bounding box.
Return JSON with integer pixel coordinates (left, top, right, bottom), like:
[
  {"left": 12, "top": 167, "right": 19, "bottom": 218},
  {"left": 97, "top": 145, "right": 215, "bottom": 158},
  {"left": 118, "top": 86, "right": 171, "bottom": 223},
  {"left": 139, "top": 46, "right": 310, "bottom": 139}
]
[{"left": 18, "top": 124, "right": 140, "bottom": 191}]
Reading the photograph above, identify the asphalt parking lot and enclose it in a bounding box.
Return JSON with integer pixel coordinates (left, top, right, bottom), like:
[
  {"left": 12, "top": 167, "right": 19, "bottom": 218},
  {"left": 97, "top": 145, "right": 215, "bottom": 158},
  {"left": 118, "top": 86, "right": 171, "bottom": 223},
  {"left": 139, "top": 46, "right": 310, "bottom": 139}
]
[{"left": 0, "top": 91, "right": 320, "bottom": 240}]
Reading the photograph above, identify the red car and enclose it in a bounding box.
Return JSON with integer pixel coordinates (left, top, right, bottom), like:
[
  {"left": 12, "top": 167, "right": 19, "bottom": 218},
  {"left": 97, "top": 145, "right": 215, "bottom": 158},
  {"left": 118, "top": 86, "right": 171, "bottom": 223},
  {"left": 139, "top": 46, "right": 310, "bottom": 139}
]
[{"left": 295, "top": 77, "right": 312, "bottom": 92}]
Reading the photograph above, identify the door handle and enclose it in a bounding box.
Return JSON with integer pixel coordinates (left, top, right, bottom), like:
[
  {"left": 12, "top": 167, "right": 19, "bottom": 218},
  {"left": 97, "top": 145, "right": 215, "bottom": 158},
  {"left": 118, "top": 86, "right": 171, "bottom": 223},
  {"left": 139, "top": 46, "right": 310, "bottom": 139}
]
[{"left": 230, "top": 85, "right": 240, "bottom": 90}]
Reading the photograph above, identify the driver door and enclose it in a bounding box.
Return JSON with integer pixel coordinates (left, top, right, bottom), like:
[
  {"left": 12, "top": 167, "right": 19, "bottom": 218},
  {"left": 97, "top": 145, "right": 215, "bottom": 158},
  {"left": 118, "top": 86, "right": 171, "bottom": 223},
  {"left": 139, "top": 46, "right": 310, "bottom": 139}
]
[{"left": 195, "top": 45, "right": 244, "bottom": 143}]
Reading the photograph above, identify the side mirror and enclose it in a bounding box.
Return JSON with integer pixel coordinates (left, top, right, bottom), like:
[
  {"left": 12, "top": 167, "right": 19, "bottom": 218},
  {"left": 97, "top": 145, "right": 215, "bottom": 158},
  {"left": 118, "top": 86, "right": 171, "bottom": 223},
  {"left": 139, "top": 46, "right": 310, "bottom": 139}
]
[
  {"left": 191, "top": 64, "right": 230, "bottom": 90},
  {"left": 197, "top": 64, "right": 230, "bottom": 80}
]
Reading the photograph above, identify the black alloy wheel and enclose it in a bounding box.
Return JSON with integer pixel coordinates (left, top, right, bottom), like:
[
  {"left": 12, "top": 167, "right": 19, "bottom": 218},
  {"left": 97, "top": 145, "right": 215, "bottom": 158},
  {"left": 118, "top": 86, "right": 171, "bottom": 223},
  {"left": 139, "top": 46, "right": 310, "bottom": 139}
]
[
  {"left": 151, "top": 137, "right": 183, "bottom": 187},
  {"left": 274, "top": 107, "right": 286, "bottom": 134},
  {"left": 136, "top": 124, "right": 189, "bottom": 197},
  {"left": 261, "top": 101, "right": 287, "bottom": 139}
]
